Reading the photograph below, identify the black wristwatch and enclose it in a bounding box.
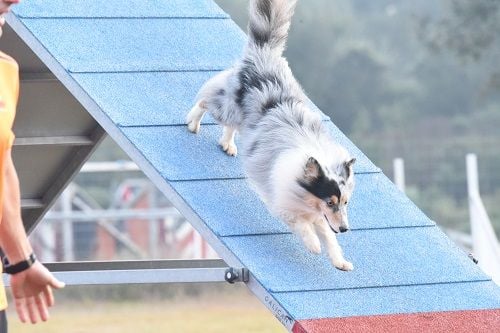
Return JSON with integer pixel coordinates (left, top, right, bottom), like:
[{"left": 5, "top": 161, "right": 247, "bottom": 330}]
[{"left": 2, "top": 253, "right": 37, "bottom": 275}]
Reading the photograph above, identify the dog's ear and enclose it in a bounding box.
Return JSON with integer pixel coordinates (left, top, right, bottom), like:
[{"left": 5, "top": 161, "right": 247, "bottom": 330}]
[
  {"left": 304, "top": 157, "right": 323, "bottom": 181},
  {"left": 341, "top": 158, "right": 356, "bottom": 179}
]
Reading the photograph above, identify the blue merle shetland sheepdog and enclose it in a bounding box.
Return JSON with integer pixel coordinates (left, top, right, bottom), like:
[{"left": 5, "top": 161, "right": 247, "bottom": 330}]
[{"left": 186, "top": 0, "right": 356, "bottom": 270}]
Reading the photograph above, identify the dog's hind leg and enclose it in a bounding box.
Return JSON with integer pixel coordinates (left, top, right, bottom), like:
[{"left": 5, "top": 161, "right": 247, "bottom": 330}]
[
  {"left": 314, "top": 219, "right": 353, "bottom": 271},
  {"left": 186, "top": 100, "right": 207, "bottom": 134},
  {"left": 219, "top": 126, "right": 238, "bottom": 156},
  {"left": 287, "top": 220, "right": 321, "bottom": 254}
]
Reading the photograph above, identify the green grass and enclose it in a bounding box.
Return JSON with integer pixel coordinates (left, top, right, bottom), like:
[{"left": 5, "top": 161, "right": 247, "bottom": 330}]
[{"left": 6, "top": 289, "right": 286, "bottom": 333}]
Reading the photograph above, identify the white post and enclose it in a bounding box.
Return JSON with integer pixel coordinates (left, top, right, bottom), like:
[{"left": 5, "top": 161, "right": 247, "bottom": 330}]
[
  {"left": 148, "top": 184, "right": 159, "bottom": 259},
  {"left": 193, "top": 230, "right": 203, "bottom": 259},
  {"left": 466, "top": 154, "right": 479, "bottom": 196},
  {"left": 37, "top": 222, "right": 56, "bottom": 262},
  {"left": 393, "top": 158, "right": 406, "bottom": 193},
  {"left": 466, "top": 153, "right": 500, "bottom": 285},
  {"left": 61, "top": 185, "right": 75, "bottom": 261}
]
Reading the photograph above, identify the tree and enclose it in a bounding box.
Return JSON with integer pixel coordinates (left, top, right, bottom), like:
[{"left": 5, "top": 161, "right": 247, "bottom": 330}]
[
  {"left": 419, "top": 0, "right": 500, "bottom": 60},
  {"left": 419, "top": 0, "right": 500, "bottom": 96}
]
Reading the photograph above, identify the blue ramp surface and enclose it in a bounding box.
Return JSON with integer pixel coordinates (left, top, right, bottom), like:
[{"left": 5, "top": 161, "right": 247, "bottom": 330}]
[{"left": 9, "top": 1, "right": 500, "bottom": 332}]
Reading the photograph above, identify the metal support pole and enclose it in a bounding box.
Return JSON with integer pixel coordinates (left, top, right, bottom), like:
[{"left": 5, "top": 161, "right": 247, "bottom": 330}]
[{"left": 3, "top": 260, "right": 250, "bottom": 286}]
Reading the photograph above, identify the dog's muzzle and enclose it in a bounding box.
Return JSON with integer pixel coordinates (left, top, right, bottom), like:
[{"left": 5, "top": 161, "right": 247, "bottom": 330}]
[{"left": 324, "top": 215, "right": 339, "bottom": 233}]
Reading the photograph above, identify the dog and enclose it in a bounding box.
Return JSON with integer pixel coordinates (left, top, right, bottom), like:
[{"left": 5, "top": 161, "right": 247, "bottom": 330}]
[{"left": 186, "top": 0, "right": 356, "bottom": 271}]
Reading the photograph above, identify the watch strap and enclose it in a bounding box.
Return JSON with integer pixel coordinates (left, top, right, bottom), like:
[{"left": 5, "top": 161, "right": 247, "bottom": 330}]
[{"left": 2, "top": 253, "right": 36, "bottom": 275}]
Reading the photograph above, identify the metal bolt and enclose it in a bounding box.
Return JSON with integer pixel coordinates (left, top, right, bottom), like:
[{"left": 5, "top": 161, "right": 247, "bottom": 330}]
[{"left": 224, "top": 267, "right": 239, "bottom": 284}]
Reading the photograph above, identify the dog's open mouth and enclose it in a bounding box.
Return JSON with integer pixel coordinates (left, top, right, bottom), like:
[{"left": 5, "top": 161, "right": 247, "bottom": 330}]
[{"left": 323, "top": 214, "right": 339, "bottom": 234}]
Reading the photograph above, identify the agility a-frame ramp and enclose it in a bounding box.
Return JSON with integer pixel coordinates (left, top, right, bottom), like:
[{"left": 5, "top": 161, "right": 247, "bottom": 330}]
[{"left": 5, "top": 1, "right": 499, "bottom": 332}]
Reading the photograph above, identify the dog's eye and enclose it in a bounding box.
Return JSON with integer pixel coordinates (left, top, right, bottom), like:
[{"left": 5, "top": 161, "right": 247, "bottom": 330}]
[{"left": 327, "top": 201, "right": 334, "bottom": 207}]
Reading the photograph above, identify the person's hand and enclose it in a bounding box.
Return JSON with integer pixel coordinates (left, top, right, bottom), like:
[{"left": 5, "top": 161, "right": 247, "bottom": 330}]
[{"left": 9, "top": 261, "right": 65, "bottom": 323}]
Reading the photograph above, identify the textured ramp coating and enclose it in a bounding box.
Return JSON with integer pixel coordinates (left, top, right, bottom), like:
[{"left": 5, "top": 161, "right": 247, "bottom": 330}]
[
  {"left": 347, "top": 173, "right": 434, "bottom": 230},
  {"left": 14, "top": 0, "right": 228, "bottom": 18},
  {"left": 171, "top": 178, "right": 288, "bottom": 236},
  {"left": 170, "top": 173, "right": 432, "bottom": 237},
  {"left": 71, "top": 72, "right": 330, "bottom": 127},
  {"left": 121, "top": 125, "right": 245, "bottom": 181},
  {"left": 222, "top": 227, "right": 487, "bottom": 293},
  {"left": 72, "top": 71, "right": 221, "bottom": 126},
  {"left": 277, "top": 281, "right": 500, "bottom": 320},
  {"left": 21, "top": 18, "right": 245, "bottom": 72},
  {"left": 293, "top": 309, "right": 500, "bottom": 333},
  {"left": 121, "top": 123, "right": 377, "bottom": 181}
]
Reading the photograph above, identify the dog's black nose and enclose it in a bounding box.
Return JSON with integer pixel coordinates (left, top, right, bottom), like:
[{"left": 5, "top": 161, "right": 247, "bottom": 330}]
[{"left": 339, "top": 226, "right": 349, "bottom": 233}]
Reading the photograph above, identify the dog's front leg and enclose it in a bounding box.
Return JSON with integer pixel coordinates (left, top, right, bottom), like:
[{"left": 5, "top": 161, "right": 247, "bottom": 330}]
[
  {"left": 314, "top": 219, "right": 353, "bottom": 271},
  {"left": 287, "top": 219, "right": 322, "bottom": 254}
]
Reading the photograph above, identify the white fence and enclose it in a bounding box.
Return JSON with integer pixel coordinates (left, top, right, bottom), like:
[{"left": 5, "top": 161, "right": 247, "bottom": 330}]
[
  {"left": 30, "top": 162, "right": 218, "bottom": 263},
  {"left": 466, "top": 154, "right": 500, "bottom": 285}
]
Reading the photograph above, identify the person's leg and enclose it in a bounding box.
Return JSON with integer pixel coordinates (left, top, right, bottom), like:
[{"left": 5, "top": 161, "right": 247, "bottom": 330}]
[{"left": 0, "top": 310, "right": 7, "bottom": 333}]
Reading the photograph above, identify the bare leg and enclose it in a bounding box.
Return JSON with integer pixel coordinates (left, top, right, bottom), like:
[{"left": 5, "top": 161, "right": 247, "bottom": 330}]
[
  {"left": 219, "top": 126, "right": 238, "bottom": 156},
  {"left": 314, "top": 219, "right": 353, "bottom": 271},
  {"left": 287, "top": 220, "right": 321, "bottom": 254},
  {"left": 186, "top": 100, "right": 207, "bottom": 134}
]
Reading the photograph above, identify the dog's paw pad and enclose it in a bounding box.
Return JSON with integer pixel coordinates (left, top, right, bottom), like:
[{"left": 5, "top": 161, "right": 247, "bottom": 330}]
[
  {"left": 187, "top": 120, "right": 201, "bottom": 134},
  {"left": 334, "top": 260, "right": 354, "bottom": 271},
  {"left": 225, "top": 144, "right": 238, "bottom": 156},
  {"left": 219, "top": 140, "right": 238, "bottom": 156}
]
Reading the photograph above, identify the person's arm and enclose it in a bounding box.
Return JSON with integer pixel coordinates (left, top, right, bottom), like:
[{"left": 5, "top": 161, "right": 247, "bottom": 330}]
[{"left": 0, "top": 148, "right": 64, "bottom": 323}]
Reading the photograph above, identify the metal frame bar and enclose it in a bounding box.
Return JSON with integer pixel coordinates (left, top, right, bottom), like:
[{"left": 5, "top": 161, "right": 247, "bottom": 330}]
[
  {"left": 3, "top": 259, "right": 250, "bottom": 286},
  {"left": 20, "top": 72, "right": 57, "bottom": 82},
  {"left": 20, "top": 198, "right": 44, "bottom": 209},
  {"left": 43, "top": 208, "right": 180, "bottom": 221},
  {"left": 23, "top": 126, "right": 107, "bottom": 233},
  {"left": 14, "top": 136, "right": 94, "bottom": 147}
]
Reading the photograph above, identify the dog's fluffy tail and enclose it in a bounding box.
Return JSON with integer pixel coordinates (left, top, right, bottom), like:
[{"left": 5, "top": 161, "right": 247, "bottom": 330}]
[{"left": 247, "top": 0, "right": 298, "bottom": 55}]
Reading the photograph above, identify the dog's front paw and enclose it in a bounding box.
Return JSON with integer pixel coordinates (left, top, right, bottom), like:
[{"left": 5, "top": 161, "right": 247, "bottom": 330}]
[
  {"left": 332, "top": 259, "right": 354, "bottom": 271},
  {"left": 187, "top": 119, "right": 201, "bottom": 134},
  {"left": 219, "top": 140, "right": 238, "bottom": 156}
]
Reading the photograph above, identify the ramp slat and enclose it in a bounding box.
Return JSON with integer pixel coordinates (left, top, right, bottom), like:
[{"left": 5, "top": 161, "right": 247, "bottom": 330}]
[
  {"left": 20, "top": 18, "right": 245, "bottom": 73},
  {"left": 14, "top": 0, "right": 228, "bottom": 19},
  {"left": 293, "top": 309, "right": 500, "bottom": 333},
  {"left": 69, "top": 72, "right": 331, "bottom": 127},
  {"left": 120, "top": 123, "right": 377, "bottom": 182},
  {"left": 169, "top": 173, "right": 433, "bottom": 237},
  {"left": 276, "top": 281, "right": 500, "bottom": 320},
  {"left": 72, "top": 71, "right": 221, "bottom": 126},
  {"left": 222, "top": 227, "right": 487, "bottom": 293}
]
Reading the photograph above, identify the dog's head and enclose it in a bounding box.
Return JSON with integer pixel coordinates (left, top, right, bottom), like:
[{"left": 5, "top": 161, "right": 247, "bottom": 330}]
[{"left": 298, "top": 156, "right": 356, "bottom": 233}]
